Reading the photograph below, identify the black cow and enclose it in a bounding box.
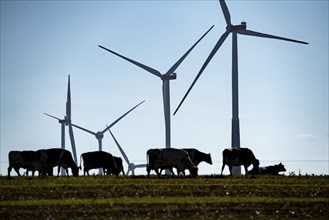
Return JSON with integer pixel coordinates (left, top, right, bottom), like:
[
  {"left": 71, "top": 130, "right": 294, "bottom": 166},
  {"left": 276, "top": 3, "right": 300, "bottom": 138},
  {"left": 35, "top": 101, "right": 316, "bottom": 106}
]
[
  {"left": 249, "top": 163, "right": 286, "bottom": 175},
  {"left": 8, "top": 150, "right": 37, "bottom": 177},
  {"left": 79, "top": 151, "right": 121, "bottom": 176},
  {"left": 161, "top": 148, "right": 212, "bottom": 175},
  {"left": 221, "top": 148, "right": 259, "bottom": 176},
  {"left": 147, "top": 148, "right": 198, "bottom": 178},
  {"left": 36, "top": 148, "right": 79, "bottom": 177}
]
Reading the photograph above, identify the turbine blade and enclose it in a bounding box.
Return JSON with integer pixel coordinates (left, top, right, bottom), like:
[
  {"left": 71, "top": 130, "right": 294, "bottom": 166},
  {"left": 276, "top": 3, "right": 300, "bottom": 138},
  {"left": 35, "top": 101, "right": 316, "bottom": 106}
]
[
  {"left": 239, "top": 29, "right": 308, "bottom": 44},
  {"left": 173, "top": 31, "right": 230, "bottom": 116},
  {"left": 220, "top": 0, "right": 231, "bottom": 26},
  {"left": 134, "top": 164, "right": 147, "bottom": 168},
  {"left": 103, "top": 100, "right": 145, "bottom": 133},
  {"left": 44, "top": 113, "right": 61, "bottom": 121},
  {"left": 71, "top": 123, "right": 96, "bottom": 136},
  {"left": 98, "top": 45, "right": 162, "bottom": 78},
  {"left": 66, "top": 74, "right": 72, "bottom": 120},
  {"left": 164, "top": 25, "right": 214, "bottom": 76},
  {"left": 108, "top": 129, "right": 130, "bottom": 165},
  {"left": 68, "top": 124, "right": 78, "bottom": 164}
]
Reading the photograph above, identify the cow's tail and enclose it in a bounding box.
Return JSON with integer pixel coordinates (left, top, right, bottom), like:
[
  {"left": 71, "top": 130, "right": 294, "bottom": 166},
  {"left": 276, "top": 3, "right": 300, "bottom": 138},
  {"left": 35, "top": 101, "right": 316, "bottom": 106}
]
[{"left": 78, "top": 154, "right": 83, "bottom": 170}]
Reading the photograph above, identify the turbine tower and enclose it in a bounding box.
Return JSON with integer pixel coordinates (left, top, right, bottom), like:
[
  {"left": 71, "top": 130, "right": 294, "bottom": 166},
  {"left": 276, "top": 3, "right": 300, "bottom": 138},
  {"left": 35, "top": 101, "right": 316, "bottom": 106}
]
[
  {"left": 99, "top": 25, "right": 213, "bottom": 149},
  {"left": 44, "top": 75, "right": 78, "bottom": 165},
  {"left": 108, "top": 129, "right": 147, "bottom": 176},
  {"left": 174, "top": 0, "right": 308, "bottom": 174}
]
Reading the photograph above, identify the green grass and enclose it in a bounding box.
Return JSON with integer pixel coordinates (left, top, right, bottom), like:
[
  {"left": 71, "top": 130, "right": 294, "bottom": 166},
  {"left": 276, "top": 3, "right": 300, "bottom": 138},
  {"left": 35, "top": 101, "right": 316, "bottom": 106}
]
[{"left": 1, "top": 175, "right": 328, "bottom": 219}]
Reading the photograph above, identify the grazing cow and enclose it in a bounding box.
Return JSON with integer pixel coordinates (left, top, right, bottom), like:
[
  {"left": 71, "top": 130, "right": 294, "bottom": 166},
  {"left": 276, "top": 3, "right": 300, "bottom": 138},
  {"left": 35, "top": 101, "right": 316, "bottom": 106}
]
[
  {"left": 147, "top": 148, "right": 198, "bottom": 178},
  {"left": 8, "top": 150, "right": 37, "bottom": 177},
  {"left": 79, "top": 151, "right": 121, "bottom": 176},
  {"left": 36, "top": 148, "right": 79, "bottom": 177},
  {"left": 161, "top": 148, "right": 212, "bottom": 175},
  {"left": 249, "top": 163, "right": 286, "bottom": 175},
  {"left": 221, "top": 147, "right": 259, "bottom": 176}
]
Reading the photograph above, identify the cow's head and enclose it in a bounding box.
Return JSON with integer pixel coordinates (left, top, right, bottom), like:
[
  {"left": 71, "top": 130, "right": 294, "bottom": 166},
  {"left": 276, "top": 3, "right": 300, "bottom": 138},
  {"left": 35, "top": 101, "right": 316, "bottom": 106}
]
[
  {"left": 189, "top": 166, "right": 198, "bottom": 178},
  {"left": 207, "top": 154, "right": 213, "bottom": 165},
  {"left": 71, "top": 166, "right": 79, "bottom": 177},
  {"left": 276, "top": 163, "right": 286, "bottom": 172},
  {"left": 253, "top": 159, "right": 260, "bottom": 167}
]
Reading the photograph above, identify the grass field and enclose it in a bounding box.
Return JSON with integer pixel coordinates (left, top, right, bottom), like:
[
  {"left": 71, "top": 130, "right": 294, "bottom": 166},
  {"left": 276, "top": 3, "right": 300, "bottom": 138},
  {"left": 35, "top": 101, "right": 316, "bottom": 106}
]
[{"left": 0, "top": 175, "right": 328, "bottom": 219}]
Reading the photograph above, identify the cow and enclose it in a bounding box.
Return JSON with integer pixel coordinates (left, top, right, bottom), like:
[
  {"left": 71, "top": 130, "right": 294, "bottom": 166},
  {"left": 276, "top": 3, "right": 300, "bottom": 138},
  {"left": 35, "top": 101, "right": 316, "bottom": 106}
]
[
  {"left": 249, "top": 163, "right": 286, "bottom": 175},
  {"left": 8, "top": 150, "right": 37, "bottom": 177},
  {"left": 221, "top": 147, "right": 259, "bottom": 176},
  {"left": 79, "top": 151, "right": 122, "bottom": 176},
  {"left": 147, "top": 148, "right": 198, "bottom": 178},
  {"left": 36, "top": 148, "right": 79, "bottom": 177},
  {"left": 161, "top": 148, "right": 212, "bottom": 175}
]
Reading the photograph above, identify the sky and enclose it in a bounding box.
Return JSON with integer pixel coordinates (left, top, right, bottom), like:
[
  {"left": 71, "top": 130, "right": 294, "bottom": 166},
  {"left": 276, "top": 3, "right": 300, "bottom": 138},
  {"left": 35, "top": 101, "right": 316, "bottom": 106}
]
[{"left": 1, "top": 0, "right": 328, "bottom": 176}]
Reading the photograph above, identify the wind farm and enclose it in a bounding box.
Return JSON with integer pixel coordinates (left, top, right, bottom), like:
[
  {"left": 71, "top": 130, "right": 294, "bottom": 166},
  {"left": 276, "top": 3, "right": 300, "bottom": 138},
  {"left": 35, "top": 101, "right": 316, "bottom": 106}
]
[
  {"left": 2, "top": 1, "right": 328, "bottom": 218},
  {"left": 1, "top": 0, "right": 326, "bottom": 178}
]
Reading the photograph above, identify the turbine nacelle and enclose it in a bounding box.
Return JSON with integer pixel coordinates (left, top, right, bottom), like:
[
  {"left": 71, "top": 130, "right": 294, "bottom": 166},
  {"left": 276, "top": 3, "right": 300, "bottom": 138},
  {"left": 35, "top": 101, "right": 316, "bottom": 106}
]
[
  {"left": 95, "top": 132, "right": 104, "bottom": 140},
  {"left": 227, "top": 22, "right": 247, "bottom": 32},
  {"left": 161, "top": 73, "right": 177, "bottom": 81}
]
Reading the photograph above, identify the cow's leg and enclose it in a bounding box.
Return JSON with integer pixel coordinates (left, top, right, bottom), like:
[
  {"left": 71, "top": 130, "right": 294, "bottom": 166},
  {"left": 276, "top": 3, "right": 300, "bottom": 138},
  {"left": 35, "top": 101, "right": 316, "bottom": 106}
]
[
  {"left": 57, "top": 166, "right": 61, "bottom": 177},
  {"left": 220, "top": 163, "right": 226, "bottom": 176},
  {"left": 155, "top": 169, "right": 161, "bottom": 178},
  {"left": 14, "top": 167, "right": 21, "bottom": 176},
  {"left": 229, "top": 165, "right": 233, "bottom": 176},
  {"left": 146, "top": 166, "right": 151, "bottom": 177},
  {"left": 7, "top": 166, "right": 12, "bottom": 177}
]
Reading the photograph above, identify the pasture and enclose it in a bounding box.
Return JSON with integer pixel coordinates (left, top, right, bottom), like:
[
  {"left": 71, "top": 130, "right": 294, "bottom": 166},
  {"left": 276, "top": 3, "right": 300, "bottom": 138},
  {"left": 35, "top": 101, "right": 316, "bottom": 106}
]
[{"left": 0, "top": 175, "right": 328, "bottom": 219}]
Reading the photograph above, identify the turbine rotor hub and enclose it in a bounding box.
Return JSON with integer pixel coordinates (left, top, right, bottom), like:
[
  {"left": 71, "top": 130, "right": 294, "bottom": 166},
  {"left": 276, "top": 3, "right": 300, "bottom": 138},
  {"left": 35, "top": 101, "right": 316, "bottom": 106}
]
[
  {"left": 227, "top": 22, "right": 247, "bottom": 32},
  {"left": 161, "top": 73, "right": 177, "bottom": 80},
  {"left": 96, "top": 132, "right": 104, "bottom": 139}
]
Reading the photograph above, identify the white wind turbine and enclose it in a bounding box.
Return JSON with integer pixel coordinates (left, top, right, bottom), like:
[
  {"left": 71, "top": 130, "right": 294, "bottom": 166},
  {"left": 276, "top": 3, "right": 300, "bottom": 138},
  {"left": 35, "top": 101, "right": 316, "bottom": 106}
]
[
  {"left": 44, "top": 75, "right": 78, "bottom": 165},
  {"left": 98, "top": 25, "right": 213, "bottom": 150},
  {"left": 71, "top": 100, "right": 144, "bottom": 175},
  {"left": 173, "top": 0, "right": 308, "bottom": 174},
  {"left": 108, "top": 129, "right": 147, "bottom": 176}
]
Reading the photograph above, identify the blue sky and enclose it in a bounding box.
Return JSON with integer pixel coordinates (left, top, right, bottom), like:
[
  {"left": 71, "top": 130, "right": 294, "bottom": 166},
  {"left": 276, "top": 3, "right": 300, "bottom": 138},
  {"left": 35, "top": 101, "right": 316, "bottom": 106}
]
[{"left": 1, "top": 0, "right": 328, "bottom": 176}]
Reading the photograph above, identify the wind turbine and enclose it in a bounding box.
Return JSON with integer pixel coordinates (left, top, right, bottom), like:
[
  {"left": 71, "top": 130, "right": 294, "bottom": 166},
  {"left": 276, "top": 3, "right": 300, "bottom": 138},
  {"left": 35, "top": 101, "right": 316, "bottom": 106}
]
[
  {"left": 98, "top": 25, "right": 214, "bottom": 149},
  {"left": 71, "top": 100, "right": 145, "bottom": 152},
  {"left": 108, "top": 129, "right": 147, "bottom": 176},
  {"left": 173, "top": 0, "right": 308, "bottom": 174},
  {"left": 44, "top": 75, "right": 78, "bottom": 165}
]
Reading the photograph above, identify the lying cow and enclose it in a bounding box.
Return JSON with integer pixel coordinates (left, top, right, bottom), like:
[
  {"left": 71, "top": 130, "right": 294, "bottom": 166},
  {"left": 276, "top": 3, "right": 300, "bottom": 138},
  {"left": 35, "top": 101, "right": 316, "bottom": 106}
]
[
  {"left": 8, "top": 150, "right": 37, "bottom": 177},
  {"left": 79, "top": 151, "right": 123, "bottom": 176},
  {"left": 221, "top": 147, "right": 259, "bottom": 176},
  {"left": 36, "top": 148, "right": 79, "bottom": 177},
  {"left": 249, "top": 163, "right": 286, "bottom": 175},
  {"left": 161, "top": 148, "right": 212, "bottom": 175},
  {"left": 147, "top": 148, "right": 198, "bottom": 178}
]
